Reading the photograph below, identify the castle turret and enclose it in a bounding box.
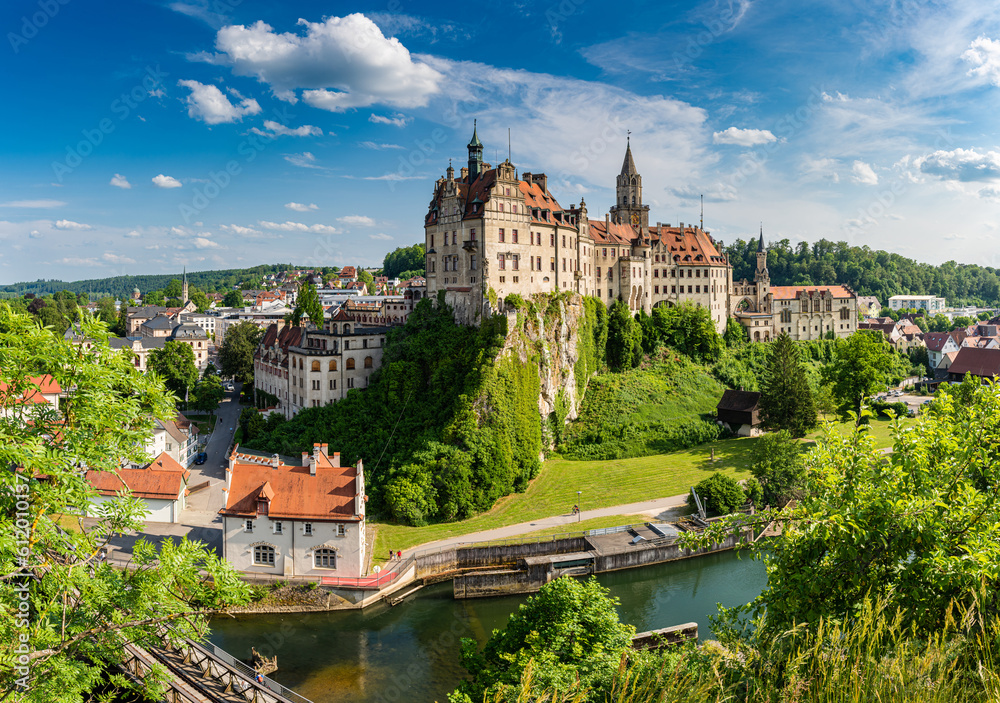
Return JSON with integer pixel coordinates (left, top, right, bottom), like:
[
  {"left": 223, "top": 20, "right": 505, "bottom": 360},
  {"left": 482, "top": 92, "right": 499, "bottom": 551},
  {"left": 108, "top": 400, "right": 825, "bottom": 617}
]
[
  {"left": 609, "top": 136, "right": 649, "bottom": 228},
  {"left": 467, "top": 120, "right": 483, "bottom": 181},
  {"left": 182, "top": 267, "right": 189, "bottom": 304}
]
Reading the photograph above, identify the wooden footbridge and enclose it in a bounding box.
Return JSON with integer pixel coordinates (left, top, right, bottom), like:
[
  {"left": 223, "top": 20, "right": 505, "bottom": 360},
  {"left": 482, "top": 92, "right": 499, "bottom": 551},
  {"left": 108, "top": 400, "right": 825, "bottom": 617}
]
[{"left": 120, "top": 632, "right": 312, "bottom": 703}]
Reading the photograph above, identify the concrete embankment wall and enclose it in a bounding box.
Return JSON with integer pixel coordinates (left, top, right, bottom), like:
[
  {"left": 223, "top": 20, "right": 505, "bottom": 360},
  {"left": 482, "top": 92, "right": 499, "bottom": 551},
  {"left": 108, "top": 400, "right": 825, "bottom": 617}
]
[
  {"left": 593, "top": 532, "right": 747, "bottom": 573},
  {"left": 453, "top": 562, "right": 553, "bottom": 599},
  {"left": 415, "top": 537, "right": 587, "bottom": 579}
]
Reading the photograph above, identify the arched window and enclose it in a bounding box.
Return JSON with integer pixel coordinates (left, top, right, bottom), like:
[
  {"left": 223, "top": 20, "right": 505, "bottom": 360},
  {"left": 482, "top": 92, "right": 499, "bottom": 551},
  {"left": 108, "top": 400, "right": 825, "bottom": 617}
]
[
  {"left": 344, "top": 324, "right": 351, "bottom": 334},
  {"left": 346, "top": 358, "right": 355, "bottom": 370},
  {"left": 331, "top": 324, "right": 337, "bottom": 333},
  {"left": 314, "top": 548, "right": 336, "bottom": 569},
  {"left": 364, "top": 356, "right": 373, "bottom": 369},
  {"left": 329, "top": 360, "right": 337, "bottom": 371},
  {"left": 311, "top": 360, "right": 320, "bottom": 372},
  {"left": 253, "top": 545, "right": 275, "bottom": 566}
]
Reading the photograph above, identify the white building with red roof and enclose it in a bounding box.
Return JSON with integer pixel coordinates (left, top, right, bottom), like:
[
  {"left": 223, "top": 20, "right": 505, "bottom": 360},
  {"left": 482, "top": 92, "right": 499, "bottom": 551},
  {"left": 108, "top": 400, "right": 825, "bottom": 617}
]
[
  {"left": 85, "top": 452, "right": 190, "bottom": 523},
  {"left": 220, "top": 443, "right": 366, "bottom": 578},
  {"left": 423, "top": 126, "right": 857, "bottom": 337},
  {"left": 0, "top": 375, "right": 62, "bottom": 418}
]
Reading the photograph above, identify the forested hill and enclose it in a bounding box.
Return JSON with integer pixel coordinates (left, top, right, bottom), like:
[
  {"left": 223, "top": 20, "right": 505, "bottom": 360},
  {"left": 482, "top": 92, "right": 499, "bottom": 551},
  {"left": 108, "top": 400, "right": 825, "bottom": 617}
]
[
  {"left": 724, "top": 238, "right": 1000, "bottom": 306},
  {"left": 0, "top": 264, "right": 303, "bottom": 299}
]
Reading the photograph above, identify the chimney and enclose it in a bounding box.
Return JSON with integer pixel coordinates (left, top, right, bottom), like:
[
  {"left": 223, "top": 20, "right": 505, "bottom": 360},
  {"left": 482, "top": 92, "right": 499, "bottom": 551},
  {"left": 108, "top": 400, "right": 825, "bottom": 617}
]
[
  {"left": 320, "top": 443, "right": 329, "bottom": 458},
  {"left": 302, "top": 452, "right": 310, "bottom": 468},
  {"left": 313, "top": 443, "right": 321, "bottom": 463},
  {"left": 332, "top": 452, "right": 341, "bottom": 468},
  {"left": 271, "top": 453, "right": 279, "bottom": 469},
  {"left": 309, "top": 456, "right": 316, "bottom": 476}
]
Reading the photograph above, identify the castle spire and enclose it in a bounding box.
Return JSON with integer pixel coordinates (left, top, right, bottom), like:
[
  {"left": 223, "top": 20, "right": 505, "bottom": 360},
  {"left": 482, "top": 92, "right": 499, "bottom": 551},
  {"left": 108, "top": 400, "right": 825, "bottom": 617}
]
[
  {"left": 620, "top": 134, "right": 638, "bottom": 176},
  {"left": 757, "top": 225, "right": 765, "bottom": 253},
  {"left": 467, "top": 120, "right": 484, "bottom": 180}
]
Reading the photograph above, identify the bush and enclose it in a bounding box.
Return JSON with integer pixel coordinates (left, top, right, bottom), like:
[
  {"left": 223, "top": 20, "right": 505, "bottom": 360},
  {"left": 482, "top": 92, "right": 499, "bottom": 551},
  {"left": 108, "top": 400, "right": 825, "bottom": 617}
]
[
  {"left": 870, "top": 400, "right": 908, "bottom": 419},
  {"left": 689, "top": 472, "right": 745, "bottom": 515},
  {"left": 742, "top": 476, "right": 763, "bottom": 507}
]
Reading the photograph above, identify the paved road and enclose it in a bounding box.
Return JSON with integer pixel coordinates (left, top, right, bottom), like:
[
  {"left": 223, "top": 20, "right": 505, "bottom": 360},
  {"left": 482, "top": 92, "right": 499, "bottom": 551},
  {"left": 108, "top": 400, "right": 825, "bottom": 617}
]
[
  {"left": 398, "top": 493, "right": 691, "bottom": 558},
  {"left": 183, "top": 383, "right": 243, "bottom": 524}
]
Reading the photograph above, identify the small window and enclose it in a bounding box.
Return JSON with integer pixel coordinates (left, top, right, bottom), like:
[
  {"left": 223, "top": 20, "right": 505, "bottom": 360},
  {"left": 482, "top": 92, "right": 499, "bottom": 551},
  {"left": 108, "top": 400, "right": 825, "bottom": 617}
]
[
  {"left": 304, "top": 523, "right": 313, "bottom": 535},
  {"left": 364, "top": 356, "right": 373, "bottom": 369},
  {"left": 253, "top": 545, "right": 275, "bottom": 566},
  {"left": 244, "top": 520, "right": 253, "bottom": 533},
  {"left": 336, "top": 524, "right": 346, "bottom": 537},
  {"left": 314, "top": 548, "right": 337, "bottom": 569},
  {"left": 329, "top": 360, "right": 336, "bottom": 371},
  {"left": 273, "top": 521, "right": 283, "bottom": 535},
  {"left": 311, "top": 360, "right": 320, "bottom": 372},
  {"left": 347, "top": 358, "right": 355, "bottom": 370}
]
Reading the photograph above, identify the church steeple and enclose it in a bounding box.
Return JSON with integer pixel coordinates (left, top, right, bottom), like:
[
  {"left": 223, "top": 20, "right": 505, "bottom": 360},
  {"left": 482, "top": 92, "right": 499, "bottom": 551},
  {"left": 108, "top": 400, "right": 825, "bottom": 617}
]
[
  {"left": 467, "top": 120, "right": 484, "bottom": 181},
  {"left": 182, "top": 267, "right": 189, "bottom": 303},
  {"left": 610, "top": 134, "right": 649, "bottom": 228},
  {"left": 755, "top": 226, "right": 769, "bottom": 283}
]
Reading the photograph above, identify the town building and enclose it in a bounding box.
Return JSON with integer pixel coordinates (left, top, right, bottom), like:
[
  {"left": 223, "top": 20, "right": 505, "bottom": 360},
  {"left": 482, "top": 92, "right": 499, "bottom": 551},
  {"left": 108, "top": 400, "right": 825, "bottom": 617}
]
[
  {"left": 716, "top": 390, "right": 762, "bottom": 437},
  {"left": 947, "top": 347, "right": 1000, "bottom": 383},
  {"left": 0, "top": 375, "right": 62, "bottom": 419},
  {"left": 219, "top": 444, "right": 366, "bottom": 578},
  {"left": 86, "top": 452, "right": 189, "bottom": 524},
  {"left": 423, "top": 126, "right": 857, "bottom": 339},
  {"left": 924, "top": 332, "right": 961, "bottom": 371},
  {"left": 889, "top": 295, "right": 946, "bottom": 313}
]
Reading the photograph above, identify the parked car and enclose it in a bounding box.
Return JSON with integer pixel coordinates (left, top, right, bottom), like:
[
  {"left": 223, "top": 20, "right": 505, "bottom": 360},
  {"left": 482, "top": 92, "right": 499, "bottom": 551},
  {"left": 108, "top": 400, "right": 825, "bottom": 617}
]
[
  {"left": 194, "top": 452, "right": 208, "bottom": 465},
  {"left": 223, "top": 382, "right": 234, "bottom": 391}
]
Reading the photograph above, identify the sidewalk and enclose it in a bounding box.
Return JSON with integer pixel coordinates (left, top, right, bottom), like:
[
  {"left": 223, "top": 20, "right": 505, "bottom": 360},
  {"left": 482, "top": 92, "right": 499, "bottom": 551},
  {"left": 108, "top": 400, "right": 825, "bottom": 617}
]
[{"left": 401, "top": 493, "right": 691, "bottom": 557}]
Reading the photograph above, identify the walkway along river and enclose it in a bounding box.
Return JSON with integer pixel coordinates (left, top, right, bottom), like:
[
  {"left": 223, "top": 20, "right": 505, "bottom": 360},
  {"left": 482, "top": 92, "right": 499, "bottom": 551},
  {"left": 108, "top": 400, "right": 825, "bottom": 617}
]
[{"left": 208, "top": 548, "right": 767, "bottom": 703}]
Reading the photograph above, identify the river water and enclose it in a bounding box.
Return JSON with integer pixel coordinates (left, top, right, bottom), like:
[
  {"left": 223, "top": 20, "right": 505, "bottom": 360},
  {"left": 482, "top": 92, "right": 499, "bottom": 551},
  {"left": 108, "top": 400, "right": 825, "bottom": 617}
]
[{"left": 208, "top": 549, "right": 767, "bottom": 703}]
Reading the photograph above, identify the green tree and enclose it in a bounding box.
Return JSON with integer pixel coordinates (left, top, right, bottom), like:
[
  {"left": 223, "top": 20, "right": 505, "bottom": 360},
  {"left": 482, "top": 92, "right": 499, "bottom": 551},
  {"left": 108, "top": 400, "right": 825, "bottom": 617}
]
[
  {"left": 144, "top": 290, "right": 166, "bottom": 306},
  {"left": 723, "top": 316, "right": 746, "bottom": 347},
  {"left": 357, "top": 269, "right": 374, "bottom": 291},
  {"left": 289, "top": 282, "right": 324, "bottom": 327},
  {"left": 651, "top": 302, "right": 723, "bottom": 362},
  {"left": 748, "top": 430, "right": 805, "bottom": 507},
  {"left": 191, "top": 375, "right": 225, "bottom": 413},
  {"left": 929, "top": 313, "right": 951, "bottom": 332},
  {"left": 95, "top": 296, "right": 117, "bottom": 326},
  {"left": 454, "top": 576, "right": 634, "bottom": 703},
  {"left": 759, "top": 333, "right": 817, "bottom": 437},
  {"left": 0, "top": 304, "right": 250, "bottom": 703},
  {"left": 188, "top": 288, "right": 210, "bottom": 312},
  {"left": 606, "top": 300, "right": 642, "bottom": 371},
  {"left": 382, "top": 243, "right": 426, "bottom": 279},
  {"left": 147, "top": 340, "right": 198, "bottom": 400},
  {"left": 689, "top": 472, "right": 745, "bottom": 515},
  {"left": 219, "top": 321, "right": 263, "bottom": 385},
  {"left": 239, "top": 406, "right": 265, "bottom": 441},
  {"left": 222, "top": 289, "right": 244, "bottom": 308},
  {"left": 953, "top": 315, "right": 974, "bottom": 328},
  {"left": 163, "top": 278, "right": 183, "bottom": 299},
  {"left": 822, "top": 331, "right": 895, "bottom": 424}
]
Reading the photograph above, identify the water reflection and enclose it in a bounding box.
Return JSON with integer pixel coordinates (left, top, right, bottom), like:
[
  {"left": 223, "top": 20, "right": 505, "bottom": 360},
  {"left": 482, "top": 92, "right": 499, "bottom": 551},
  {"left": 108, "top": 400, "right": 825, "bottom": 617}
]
[{"left": 209, "top": 549, "right": 766, "bottom": 703}]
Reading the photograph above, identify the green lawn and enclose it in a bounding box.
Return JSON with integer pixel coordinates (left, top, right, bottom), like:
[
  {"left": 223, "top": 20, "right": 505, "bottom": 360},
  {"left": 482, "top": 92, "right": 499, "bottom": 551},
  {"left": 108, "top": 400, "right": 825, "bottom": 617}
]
[
  {"left": 372, "top": 414, "right": 918, "bottom": 563},
  {"left": 806, "top": 415, "right": 917, "bottom": 448},
  {"left": 183, "top": 413, "right": 218, "bottom": 434},
  {"left": 373, "top": 434, "right": 757, "bottom": 560}
]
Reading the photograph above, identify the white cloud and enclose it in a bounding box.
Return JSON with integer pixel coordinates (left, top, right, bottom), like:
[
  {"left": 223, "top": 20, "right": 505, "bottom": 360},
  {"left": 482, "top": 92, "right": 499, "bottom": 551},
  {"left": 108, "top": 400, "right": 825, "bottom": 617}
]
[
  {"left": 963, "top": 36, "right": 1000, "bottom": 87},
  {"left": 712, "top": 127, "right": 777, "bottom": 147},
  {"left": 219, "top": 224, "right": 263, "bottom": 235},
  {"left": 369, "top": 113, "right": 411, "bottom": 127},
  {"left": 29, "top": 230, "right": 42, "bottom": 239},
  {"left": 0, "top": 199, "right": 66, "bottom": 208},
  {"left": 250, "top": 120, "right": 324, "bottom": 137},
  {"left": 177, "top": 79, "right": 262, "bottom": 124},
  {"left": 369, "top": 232, "right": 393, "bottom": 240},
  {"left": 258, "top": 220, "right": 338, "bottom": 234},
  {"left": 109, "top": 174, "right": 132, "bottom": 189},
  {"left": 671, "top": 184, "right": 738, "bottom": 202},
  {"left": 153, "top": 174, "right": 183, "bottom": 188},
  {"left": 53, "top": 220, "right": 92, "bottom": 230},
  {"left": 359, "top": 140, "right": 405, "bottom": 150},
  {"left": 203, "top": 15, "right": 441, "bottom": 110},
  {"left": 799, "top": 157, "right": 841, "bottom": 183},
  {"left": 193, "top": 237, "right": 221, "bottom": 249},
  {"left": 124, "top": 230, "right": 141, "bottom": 238},
  {"left": 285, "top": 202, "right": 318, "bottom": 212},
  {"left": 915, "top": 148, "right": 1000, "bottom": 182},
  {"left": 337, "top": 215, "right": 375, "bottom": 226},
  {"left": 56, "top": 257, "right": 100, "bottom": 266},
  {"left": 283, "top": 152, "right": 326, "bottom": 169},
  {"left": 102, "top": 252, "right": 136, "bottom": 264},
  {"left": 851, "top": 160, "right": 879, "bottom": 185}
]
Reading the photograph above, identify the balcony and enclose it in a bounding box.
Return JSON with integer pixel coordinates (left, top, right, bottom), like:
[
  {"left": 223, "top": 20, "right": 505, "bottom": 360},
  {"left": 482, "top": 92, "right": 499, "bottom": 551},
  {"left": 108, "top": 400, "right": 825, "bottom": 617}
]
[{"left": 462, "top": 239, "right": 479, "bottom": 252}]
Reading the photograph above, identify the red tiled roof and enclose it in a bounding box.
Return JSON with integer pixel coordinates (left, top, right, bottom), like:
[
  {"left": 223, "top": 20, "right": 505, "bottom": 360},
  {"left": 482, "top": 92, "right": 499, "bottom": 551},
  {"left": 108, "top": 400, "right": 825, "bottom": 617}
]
[
  {"left": 923, "top": 332, "right": 954, "bottom": 352},
  {"left": 0, "top": 375, "right": 62, "bottom": 406},
  {"left": 87, "top": 452, "right": 189, "bottom": 500},
  {"left": 650, "top": 225, "right": 726, "bottom": 265},
  {"left": 770, "top": 286, "right": 855, "bottom": 300},
  {"left": 221, "top": 445, "right": 361, "bottom": 521},
  {"left": 588, "top": 220, "right": 636, "bottom": 246},
  {"left": 948, "top": 347, "right": 1000, "bottom": 378}
]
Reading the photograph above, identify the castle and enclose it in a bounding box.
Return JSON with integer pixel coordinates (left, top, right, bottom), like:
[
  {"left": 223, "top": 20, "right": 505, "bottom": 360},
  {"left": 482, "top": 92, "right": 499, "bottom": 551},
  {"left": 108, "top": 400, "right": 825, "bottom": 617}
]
[{"left": 424, "top": 126, "right": 857, "bottom": 342}]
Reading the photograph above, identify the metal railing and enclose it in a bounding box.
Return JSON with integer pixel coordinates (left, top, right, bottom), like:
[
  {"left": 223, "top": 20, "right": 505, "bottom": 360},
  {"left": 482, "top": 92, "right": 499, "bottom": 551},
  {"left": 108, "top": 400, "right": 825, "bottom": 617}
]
[{"left": 192, "top": 637, "right": 313, "bottom": 703}]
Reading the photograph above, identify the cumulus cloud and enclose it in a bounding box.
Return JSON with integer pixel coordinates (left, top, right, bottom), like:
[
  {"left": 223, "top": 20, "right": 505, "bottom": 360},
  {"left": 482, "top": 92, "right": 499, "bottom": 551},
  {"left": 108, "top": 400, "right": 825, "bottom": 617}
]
[
  {"left": 712, "top": 127, "right": 777, "bottom": 147},
  {"left": 359, "top": 140, "right": 405, "bottom": 150},
  {"left": 193, "top": 237, "right": 221, "bottom": 248},
  {"left": 124, "top": 230, "right": 141, "bottom": 238},
  {"left": 57, "top": 257, "right": 100, "bottom": 266},
  {"left": 258, "top": 220, "right": 338, "bottom": 234},
  {"left": 153, "top": 174, "right": 183, "bottom": 188},
  {"left": 916, "top": 148, "right": 1000, "bottom": 182},
  {"left": 204, "top": 15, "right": 442, "bottom": 110},
  {"left": 109, "top": 174, "right": 132, "bottom": 189},
  {"left": 369, "top": 232, "right": 393, "bottom": 240},
  {"left": 851, "top": 160, "right": 879, "bottom": 185},
  {"left": 250, "top": 120, "right": 324, "bottom": 137},
  {"left": 369, "top": 113, "right": 411, "bottom": 127},
  {"left": 963, "top": 36, "right": 1000, "bottom": 86},
  {"left": 53, "top": 220, "right": 92, "bottom": 230},
  {"left": 177, "top": 79, "right": 262, "bottom": 124},
  {"left": 337, "top": 215, "right": 375, "bottom": 226},
  {"left": 102, "top": 252, "right": 136, "bottom": 264},
  {"left": 284, "top": 152, "right": 325, "bottom": 169},
  {"left": 220, "top": 224, "right": 263, "bottom": 236},
  {"left": 0, "top": 199, "right": 66, "bottom": 208},
  {"left": 671, "top": 184, "right": 738, "bottom": 202},
  {"left": 285, "top": 202, "right": 318, "bottom": 212},
  {"left": 29, "top": 230, "right": 42, "bottom": 239}
]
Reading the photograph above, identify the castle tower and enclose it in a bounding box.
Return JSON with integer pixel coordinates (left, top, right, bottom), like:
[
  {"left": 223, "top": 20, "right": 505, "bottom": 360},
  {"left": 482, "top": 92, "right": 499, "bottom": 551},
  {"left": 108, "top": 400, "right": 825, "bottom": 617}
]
[
  {"left": 754, "top": 227, "right": 770, "bottom": 312},
  {"left": 609, "top": 136, "right": 649, "bottom": 228},
  {"left": 467, "top": 120, "right": 484, "bottom": 181},
  {"left": 182, "top": 267, "right": 189, "bottom": 304}
]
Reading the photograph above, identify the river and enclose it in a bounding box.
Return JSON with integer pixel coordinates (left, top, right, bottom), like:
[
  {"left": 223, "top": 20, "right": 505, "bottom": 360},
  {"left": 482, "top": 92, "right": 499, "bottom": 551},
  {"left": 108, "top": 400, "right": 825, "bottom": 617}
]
[{"left": 208, "top": 549, "right": 767, "bottom": 703}]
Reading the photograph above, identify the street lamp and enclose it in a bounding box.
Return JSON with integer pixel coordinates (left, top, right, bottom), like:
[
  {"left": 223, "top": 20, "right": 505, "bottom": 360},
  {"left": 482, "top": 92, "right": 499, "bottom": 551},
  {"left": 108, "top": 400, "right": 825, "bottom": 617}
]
[{"left": 577, "top": 491, "right": 582, "bottom": 522}]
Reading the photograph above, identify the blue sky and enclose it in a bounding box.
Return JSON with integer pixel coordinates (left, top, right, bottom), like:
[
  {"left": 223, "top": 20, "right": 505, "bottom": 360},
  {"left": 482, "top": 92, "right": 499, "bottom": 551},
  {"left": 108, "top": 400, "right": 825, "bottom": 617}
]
[{"left": 3, "top": 0, "right": 1000, "bottom": 283}]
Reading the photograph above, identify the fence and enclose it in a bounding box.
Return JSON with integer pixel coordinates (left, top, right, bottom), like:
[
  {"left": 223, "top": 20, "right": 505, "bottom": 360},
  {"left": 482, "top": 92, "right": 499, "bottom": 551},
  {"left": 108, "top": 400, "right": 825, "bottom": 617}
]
[{"left": 191, "top": 637, "right": 313, "bottom": 703}]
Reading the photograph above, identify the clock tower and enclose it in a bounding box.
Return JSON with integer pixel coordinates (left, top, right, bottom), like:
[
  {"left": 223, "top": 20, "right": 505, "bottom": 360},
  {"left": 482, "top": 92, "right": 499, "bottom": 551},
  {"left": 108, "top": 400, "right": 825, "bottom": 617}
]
[{"left": 609, "top": 136, "right": 649, "bottom": 229}]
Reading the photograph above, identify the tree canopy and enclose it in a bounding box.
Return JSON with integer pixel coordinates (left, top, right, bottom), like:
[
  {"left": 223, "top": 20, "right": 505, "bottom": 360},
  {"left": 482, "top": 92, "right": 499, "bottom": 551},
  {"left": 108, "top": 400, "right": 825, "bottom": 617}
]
[
  {"left": 759, "top": 333, "right": 817, "bottom": 437},
  {"left": 822, "top": 330, "right": 898, "bottom": 423},
  {"left": 218, "top": 321, "right": 264, "bottom": 385},
  {"left": 382, "top": 244, "right": 425, "bottom": 279},
  {"left": 147, "top": 340, "right": 198, "bottom": 400}
]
